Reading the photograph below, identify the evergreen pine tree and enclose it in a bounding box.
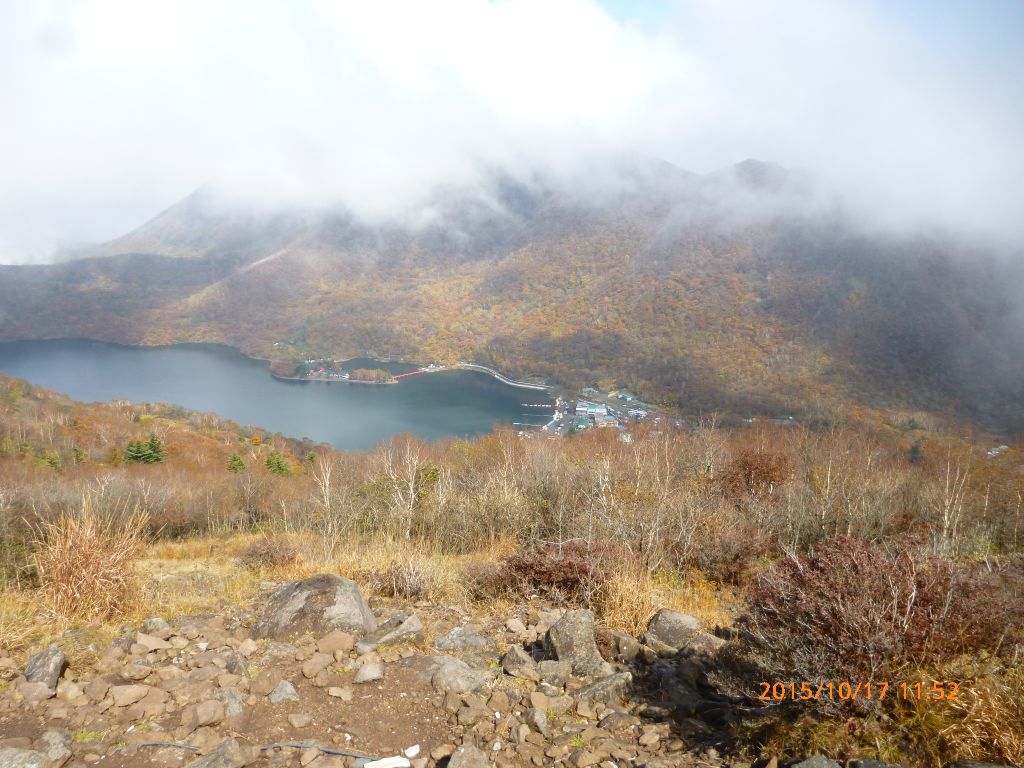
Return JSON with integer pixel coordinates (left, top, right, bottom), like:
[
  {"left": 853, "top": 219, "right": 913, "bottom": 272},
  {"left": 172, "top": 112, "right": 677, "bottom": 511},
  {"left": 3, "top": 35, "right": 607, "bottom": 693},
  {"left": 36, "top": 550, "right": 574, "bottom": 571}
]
[
  {"left": 265, "top": 451, "right": 290, "bottom": 475},
  {"left": 145, "top": 433, "right": 165, "bottom": 463},
  {"left": 124, "top": 432, "right": 165, "bottom": 464},
  {"left": 227, "top": 452, "right": 245, "bottom": 473}
]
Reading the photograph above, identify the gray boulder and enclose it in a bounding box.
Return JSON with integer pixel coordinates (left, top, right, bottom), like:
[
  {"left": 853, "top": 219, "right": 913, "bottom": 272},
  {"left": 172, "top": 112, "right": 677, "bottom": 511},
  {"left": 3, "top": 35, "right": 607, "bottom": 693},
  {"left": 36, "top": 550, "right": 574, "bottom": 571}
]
[
  {"left": 644, "top": 609, "right": 701, "bottom": 651},
  {"left": 793, "top": 757, "right": 841, "bottom": 768},
  {"left": 370, "top": 613, "right": 424, "bottom": 648},
  {"left": 574, "top": 671, "right": 632, "bottom": 704},
  {"left": 252, "top": 574, "right": 376, "bottom": 640},
  {"left": 431, "top": 658, "right": 492, "bottom": 693},
  {"left": 447, "top": 745, "right": 489, "bottom": 768},
  {"left": 183, "top": 737, "right": 255, "bottom": 768},
  {"left": 502, "top": 646, "right": 540, "bottom": 681},
  {"left": 267, "top": 680, "right": 299, "bottom": 704},
  {"left": 0, "top": 748, "right": 49, "bottom": 768},
  {"left": 545, "top": 610, "right": 612, "bottom": 679},
  {"left": 38, "top": 729, "right": 72, "bottom": 767},
  {"left": 139, "top": 616, "right": 173, "bottom": 639},
  {"left": 24, "top": 646, "right": 66, "bottom": 690},
  {"left": 434, "top": 626, "right": 488, "bottom": 653}
]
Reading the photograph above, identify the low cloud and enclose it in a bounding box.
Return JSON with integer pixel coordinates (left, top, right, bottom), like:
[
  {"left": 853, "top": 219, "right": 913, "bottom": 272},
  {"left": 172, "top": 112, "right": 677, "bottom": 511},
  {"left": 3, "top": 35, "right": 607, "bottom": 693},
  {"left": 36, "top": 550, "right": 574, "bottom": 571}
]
[{"left": 1, "top": 0, "right": 1021, "bottom": 262}]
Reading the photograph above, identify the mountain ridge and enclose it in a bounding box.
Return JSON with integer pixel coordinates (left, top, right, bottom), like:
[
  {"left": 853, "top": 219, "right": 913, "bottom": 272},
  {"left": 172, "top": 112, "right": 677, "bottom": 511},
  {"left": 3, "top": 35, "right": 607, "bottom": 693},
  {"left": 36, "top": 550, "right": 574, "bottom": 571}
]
[{"left": 1, "top": 156, "right": 1022, "bottom": 431}]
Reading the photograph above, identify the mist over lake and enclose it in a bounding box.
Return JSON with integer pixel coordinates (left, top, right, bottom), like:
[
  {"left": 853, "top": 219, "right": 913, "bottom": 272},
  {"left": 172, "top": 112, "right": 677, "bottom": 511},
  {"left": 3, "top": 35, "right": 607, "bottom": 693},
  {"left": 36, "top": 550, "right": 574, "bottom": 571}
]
[{"left": 0, "top": 339, "right": 553, "bottom": 450}]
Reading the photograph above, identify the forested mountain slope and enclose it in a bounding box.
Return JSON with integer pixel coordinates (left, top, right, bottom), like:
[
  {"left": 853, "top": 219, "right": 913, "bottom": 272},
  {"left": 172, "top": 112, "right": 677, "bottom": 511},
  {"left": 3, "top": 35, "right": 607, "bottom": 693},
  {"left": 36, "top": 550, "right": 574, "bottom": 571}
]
[{"left": 2, "top": 157, "right": 1021, "bottom": 429}]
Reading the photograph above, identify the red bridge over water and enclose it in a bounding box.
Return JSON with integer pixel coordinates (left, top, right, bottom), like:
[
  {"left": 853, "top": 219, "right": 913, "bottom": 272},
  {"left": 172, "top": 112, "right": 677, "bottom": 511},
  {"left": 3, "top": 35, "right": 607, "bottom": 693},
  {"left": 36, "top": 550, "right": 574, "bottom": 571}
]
[{"left": 392, "top": 369, "right": 428, "bottom": 380}]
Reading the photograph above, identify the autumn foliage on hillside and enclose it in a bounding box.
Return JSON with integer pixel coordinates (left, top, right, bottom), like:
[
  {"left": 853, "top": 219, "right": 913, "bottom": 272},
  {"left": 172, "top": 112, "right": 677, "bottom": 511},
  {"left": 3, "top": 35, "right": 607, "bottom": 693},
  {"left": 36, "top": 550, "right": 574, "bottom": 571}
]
[
  {"left": 1, "top": 374, "right": 1023, "bottom": 764},
  {"left": 2, "top": 166, "right": 1023, "bottom": 432}
]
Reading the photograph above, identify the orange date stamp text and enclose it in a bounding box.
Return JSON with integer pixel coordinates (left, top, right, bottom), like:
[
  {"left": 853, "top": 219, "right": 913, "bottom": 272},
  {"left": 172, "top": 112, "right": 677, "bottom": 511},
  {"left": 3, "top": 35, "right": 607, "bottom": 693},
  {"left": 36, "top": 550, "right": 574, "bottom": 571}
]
[{"left": 757, "top": 680, "right": 960, "bottom": 702}]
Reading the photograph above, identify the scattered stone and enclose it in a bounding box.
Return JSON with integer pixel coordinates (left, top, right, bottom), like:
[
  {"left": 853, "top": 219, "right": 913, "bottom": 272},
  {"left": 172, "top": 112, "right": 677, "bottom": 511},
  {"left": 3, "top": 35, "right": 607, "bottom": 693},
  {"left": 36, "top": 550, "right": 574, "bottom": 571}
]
[
  {"left": 16, "top": 682, "right": 53, "bottom": 703},
  {"left": 267, "top": 680, "right": 299, "bottom": 704},
  {"left": 121, "top": 663, "right": 153, "bottom": 681},
  {"left": 110, "top": 684, "right": 150, "bottom": 707},
  {"left": 354, "top": 662, "right": 383, "bottom": 684},
  {"left": 574, "top": 672, "right": 632, "bottom": 704},
  {"left": 252, "top": 574, "right": 377, "bottom": 640},
  {"left": 24, "top": 646, "right": 66, "bottom": 691},
  {"left": 136, "top": 632, "right": 173, "bottom": 652},
  {"left": 501, "top": 646, "right": 540, "bottom": 681},
  {"left": 434, "top": 627, "right": 488, "bottom": 653},
  {"left": 537, "top": 660, "right": 571, "bottom": 687},
  {"left": 567, "top": 749, "right": 601, "bottom": 767},
  {"left": 644, "top": 609, "right": 702, "bottom": 652},
  {"left": 182, "top": 699, "right": 225, "bottom": 733},
  {"left": 611, "top": 632, "right": 641, "bottom": 662},
  {"left": 505, "top": 618, "right": 527, "bottom": 634},
  {"left": 301, "top": 652, "right": 334, "bottom": 679},
  {"left": 430, "top": 658, "right": 491, "bottom": 693},
  {"left": 528, "top": 690, "right": 549, "bottom": 710},
  {"left": 316, "top": 630, "right": 356, "bottom": 655},
  {"left": 39, "top": 729, "right": 73, "bottom": 767},
  {"left": 183, "top": 736, "right": 255, "bottom": 768},
  {"left": 487, "top": 690, "right": 511, "bottom": 714},
  {"left": 447, "top": 744, "right": 489, "bottom": 768},
  {"left": 237, "top": 638, "right": 259, "bottom": 657},
  {"left": 639, "top": 730, "right": 660, "bottom": 747},
  {"left": 546, "top": 610, "right": 612, "bottom": 679},
  {"left": 792, "top": 757, "right": 842, "bottom": 768},
  {"left": 140, "top": 616, "right": 173, "bottom": 638},
  {"left": 524, "top": 708, "right": 549, "bottom": 737},
  {"left": 251, "top": 671, "right": 282, "bottom": 697},
  {"left": 213, "top": 688, "right": 248, "bottom": 720},
  {"left": 84, "top": 680, "right": 110, "bottom": 702},
  {"left": 373, "top": 613, "right": 424, "bottom": 647},
  {"left": 327, "top": 686, "right": 353, "bottom": 701},
  {"left": 287, "top": 713, "right": 312, "bottom": 728},
  {"left": 0, "top": 748, "right": 49, "bottom": 768},
  {"left": 55, "top": 679, "right": 83, "bottom": 702}
]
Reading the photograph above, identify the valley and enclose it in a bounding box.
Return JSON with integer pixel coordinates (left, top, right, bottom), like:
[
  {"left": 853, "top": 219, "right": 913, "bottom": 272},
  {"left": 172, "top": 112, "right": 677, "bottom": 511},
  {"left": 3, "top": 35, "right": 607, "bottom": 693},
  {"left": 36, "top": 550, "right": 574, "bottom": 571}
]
[{"left": 3, "top": 159, "right": 1021, "bottom": 434}]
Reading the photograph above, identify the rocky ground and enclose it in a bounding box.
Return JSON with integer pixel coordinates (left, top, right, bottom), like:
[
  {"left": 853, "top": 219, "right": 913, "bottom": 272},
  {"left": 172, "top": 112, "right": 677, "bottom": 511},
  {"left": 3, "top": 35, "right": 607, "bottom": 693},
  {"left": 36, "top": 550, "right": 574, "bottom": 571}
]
[{"left": 0, "top": 574, "right": 1006, "bottom": 768}]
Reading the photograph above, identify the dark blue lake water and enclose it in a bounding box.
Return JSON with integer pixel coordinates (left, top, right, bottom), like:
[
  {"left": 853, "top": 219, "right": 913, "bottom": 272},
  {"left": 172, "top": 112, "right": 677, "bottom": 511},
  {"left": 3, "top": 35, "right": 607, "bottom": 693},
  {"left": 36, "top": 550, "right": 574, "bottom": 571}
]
[{"left": 0, "top": 339, "right": 554, "bottom": 450}]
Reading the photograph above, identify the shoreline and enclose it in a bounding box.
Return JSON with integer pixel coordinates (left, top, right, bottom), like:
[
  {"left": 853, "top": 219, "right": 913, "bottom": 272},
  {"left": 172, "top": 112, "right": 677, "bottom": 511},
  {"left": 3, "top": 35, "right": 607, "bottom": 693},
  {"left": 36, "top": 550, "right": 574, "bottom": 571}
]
[
  {"left": 271, "top": 373, "right": 398, "bottom": 385},
  {"left": 1, "top": 336, "right": 555, "bottom": 397}
]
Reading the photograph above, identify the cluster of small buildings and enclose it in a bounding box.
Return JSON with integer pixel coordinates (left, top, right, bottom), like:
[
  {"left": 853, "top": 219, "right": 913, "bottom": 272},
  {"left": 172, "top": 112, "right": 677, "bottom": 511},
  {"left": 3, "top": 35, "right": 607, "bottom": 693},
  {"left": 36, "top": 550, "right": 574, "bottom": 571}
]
[
  {"left": 538, "top": 388, "right": 660, "bottom": 438},
  {"left": 300, "top": 358, "right": 349, "bottom": 379},
  {"left": 573, "top": 400, "right": 619, "bottom": 430}
]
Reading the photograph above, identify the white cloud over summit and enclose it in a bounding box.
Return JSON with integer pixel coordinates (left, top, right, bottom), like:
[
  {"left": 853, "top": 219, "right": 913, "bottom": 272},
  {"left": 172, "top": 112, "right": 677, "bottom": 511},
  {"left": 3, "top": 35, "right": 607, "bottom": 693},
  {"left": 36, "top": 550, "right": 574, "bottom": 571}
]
[{"left": 0, "top": 0, "right": 1021, "bottom": 262}]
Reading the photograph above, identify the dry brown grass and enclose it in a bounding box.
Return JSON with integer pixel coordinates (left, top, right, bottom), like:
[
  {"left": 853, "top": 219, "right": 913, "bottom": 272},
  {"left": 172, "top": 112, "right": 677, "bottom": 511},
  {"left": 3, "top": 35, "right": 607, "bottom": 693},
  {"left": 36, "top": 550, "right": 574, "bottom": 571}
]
[
  {"left": 595, "top": 565, "right": 735, "bottom": 635},
  {"left": 32, "top": 497, "right": 149, "bottom": 621},
  {"left": 237, "top": 536, "right": 299, "bottom": 572},
  {"left": 935, "top": 666, "right": 1024, "bottom": 766}
]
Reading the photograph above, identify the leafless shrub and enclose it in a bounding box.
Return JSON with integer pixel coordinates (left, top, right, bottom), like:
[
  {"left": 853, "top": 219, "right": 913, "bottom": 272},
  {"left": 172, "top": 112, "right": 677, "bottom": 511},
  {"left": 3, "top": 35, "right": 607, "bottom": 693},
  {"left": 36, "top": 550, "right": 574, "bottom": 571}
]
[
  {"left": 237, "top": 536, "right": 298, "bottom": 571},
  {"left": 364, "top": 559, "right": 433, "bottom": 600}
]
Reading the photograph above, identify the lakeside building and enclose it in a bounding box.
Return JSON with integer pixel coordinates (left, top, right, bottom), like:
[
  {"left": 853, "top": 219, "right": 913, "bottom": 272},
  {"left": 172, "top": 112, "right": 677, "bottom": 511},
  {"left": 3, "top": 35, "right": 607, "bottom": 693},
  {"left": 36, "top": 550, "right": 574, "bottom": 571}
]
[{"left": 575, "top": 400, "right": 608, "bottom": 417}]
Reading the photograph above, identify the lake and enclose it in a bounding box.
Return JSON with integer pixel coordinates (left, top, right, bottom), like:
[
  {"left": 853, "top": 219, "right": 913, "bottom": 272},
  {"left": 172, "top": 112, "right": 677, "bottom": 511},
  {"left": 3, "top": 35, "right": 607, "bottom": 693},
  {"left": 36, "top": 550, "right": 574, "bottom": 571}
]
[{"left": 0, "top": 339, "right": 555, "bottom": 450}]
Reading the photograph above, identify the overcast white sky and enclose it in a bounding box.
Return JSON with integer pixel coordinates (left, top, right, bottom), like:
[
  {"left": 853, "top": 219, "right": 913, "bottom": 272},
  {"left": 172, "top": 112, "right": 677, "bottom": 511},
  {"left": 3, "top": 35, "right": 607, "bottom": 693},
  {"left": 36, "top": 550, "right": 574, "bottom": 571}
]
[{"left": 1, "top": 0, "right": 1022, "bottom": 262}]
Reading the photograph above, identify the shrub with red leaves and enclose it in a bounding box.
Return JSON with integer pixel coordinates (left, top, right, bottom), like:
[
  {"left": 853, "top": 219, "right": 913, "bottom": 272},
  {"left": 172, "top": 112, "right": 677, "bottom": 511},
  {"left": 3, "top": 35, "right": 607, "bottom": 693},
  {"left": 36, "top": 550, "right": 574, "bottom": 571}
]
[
  {"left": 736, "top": 536, "right": 1023, "bottom": 694},
  {"left": 502, "top": 540, "right": 628, "bottom": 602}
]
